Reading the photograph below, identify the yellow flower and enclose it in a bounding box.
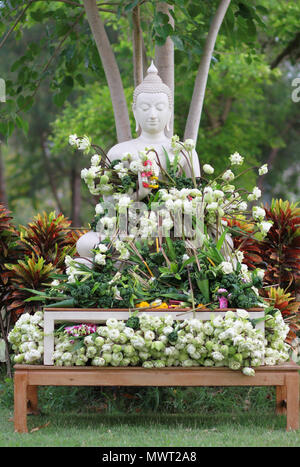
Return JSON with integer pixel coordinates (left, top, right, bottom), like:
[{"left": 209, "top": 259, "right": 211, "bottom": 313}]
[
  {"left": 155, "top": 302, "right": 169, "bottom": 309},
  {"left": 136, "top": 301, "right": 150, "bottom": 308}
]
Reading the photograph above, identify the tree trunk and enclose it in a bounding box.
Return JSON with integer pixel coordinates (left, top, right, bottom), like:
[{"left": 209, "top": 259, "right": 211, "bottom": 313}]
[
  {"left": 83, "top": 0, "right": 132, "bottom": 143},
  {"left": 0, "top": 142, "right": 8, "bottom": 208},
  {"left": 155, "top": 2, "right": 174, "bottom": 137},
  {"left": 184, "top": 0, "right": 231, "bottom": 143},
  {"left": 132, "top": 5, "right": 143, "bottom": 87},
  {"left": 41, "top": 134, "right": 64, "bottom": 214}
]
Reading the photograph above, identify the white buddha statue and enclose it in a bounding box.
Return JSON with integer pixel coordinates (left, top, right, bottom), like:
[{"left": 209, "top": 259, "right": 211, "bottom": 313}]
[{"left": 76, "top": 62, "right": 200, "bottom": 267}]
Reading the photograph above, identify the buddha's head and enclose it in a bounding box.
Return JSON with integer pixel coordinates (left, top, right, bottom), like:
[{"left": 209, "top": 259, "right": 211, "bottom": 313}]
[{"left": 132, "top": 62, "right": 173, "bottom": 135}]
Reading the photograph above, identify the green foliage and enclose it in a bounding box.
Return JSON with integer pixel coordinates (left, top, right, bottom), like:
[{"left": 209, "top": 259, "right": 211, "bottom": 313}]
[{"left": 50, "top": 84, "right": 135, "bottom": 154}]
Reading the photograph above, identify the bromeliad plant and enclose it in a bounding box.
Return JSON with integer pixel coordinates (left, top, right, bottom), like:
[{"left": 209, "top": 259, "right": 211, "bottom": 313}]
[
  {"left": 2, "top": 210, "right": 84, "bottom": 319},
  {"left": 5, "top": 255, "right": 56, "bottom": 316},
  {"left": 19, "top": 211, "right": 81, "bottom": 271}
]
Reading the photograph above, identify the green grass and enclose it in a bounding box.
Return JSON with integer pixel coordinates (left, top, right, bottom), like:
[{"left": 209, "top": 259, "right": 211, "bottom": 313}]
[
  {"left": 1, "top": 408, "right": 300, "bottom": 447},
  {"left": 1, "top": 373, "right": 299, "bottom": 447}
]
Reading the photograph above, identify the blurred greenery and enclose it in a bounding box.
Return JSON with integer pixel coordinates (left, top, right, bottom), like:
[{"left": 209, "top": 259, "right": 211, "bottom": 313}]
[{"left": 0, "top": 0, "right": 299, "bottom": 226}]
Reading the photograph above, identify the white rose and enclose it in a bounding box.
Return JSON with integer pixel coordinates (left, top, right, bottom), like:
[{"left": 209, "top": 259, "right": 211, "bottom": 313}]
[
  {"left": 222, "top": 170, "right": 235, "bottom": 182},
  {"left": 203, "top": 164, "right": 214, "bottom": 174},
  {"left": 242, "top": 367, "right": 255, "bottom": 376},
  {"left": 220, "top": 261, "right": 233, "bottom": 274},
  {"left": 184, "top": 139, "right": 195, "bottom": 150},
  {"left": 236, "top": 309, "right": 249, "bottom": 319}
]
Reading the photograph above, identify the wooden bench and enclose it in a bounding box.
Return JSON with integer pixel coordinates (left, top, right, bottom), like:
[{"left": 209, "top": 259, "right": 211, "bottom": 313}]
[{"left": 14, "top": 360, "right": 299, "bottom": 433}]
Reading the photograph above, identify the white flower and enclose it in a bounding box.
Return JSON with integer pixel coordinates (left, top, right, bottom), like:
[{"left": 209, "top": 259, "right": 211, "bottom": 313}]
[
  {"left": 118, "top": 195, "right": 132, "bottom": 210},
  {"left": 259, "top": 221, "right": 273, "bottom": 234},
  {"left": 81, "top": 168, "right": 89, "bottom": 179},
  {"left": 203, "top": 164, "right": 214, "bottom": 174},
  {"left": 236, "top": 251, "right": 244, "bottom": 263},
  {"left": 239, "top": 201, "right": 248, "bottom": 211},
  {"left": 91, "top": 154, "right": 101, "bottom": 166},
  {"left": 229, "top": 152, "right": 244, "bottom": 165},
  {"left": 252, "top": 206, "right": 266, "bottom": 220},
  {"left": 242, "top": 367, "right": 255, "bottom": 376},
  {"left": 220, "top": 261, "right": 233, "bottom": 274},
  {"left": 95, "top": 203, "right": 104, "bottom": 215},
  {"left": 51, "top": 280, "right": 60, "bottom": 287},
  {"left": 236, "top": 309, "right": 249, "bottom": 319},
  {"left": 213, "top": 190, "right": 224, "bottom": 199},
  {"left": 256, "top": 269, "right": 265, "bottom": 280},
  {"left": 69, "top": 134, "right": 78, "bottom": 146},
  {"left": 77, "top": 135, "right": 91, "bottom": 152},
  {"left": 247, "top": 187, "right": 261, "bottom": 201},
  {"left": 206, "top": 202, "right": 218, "bottom": 211},
  {"left": 183, "top": 139, "right": 195, "bottom": 151},
  {"left": 258, "top": 164, "right": 268, "bottom": 175},
  {"left": 96, "top": 243, "right": 108, "bottom": 253},
  {"left": 222, "top": 169, "right": 235, "bottom": 182},
  {"left": 94, "top": 253, "right": 106, "bottom": 265}
]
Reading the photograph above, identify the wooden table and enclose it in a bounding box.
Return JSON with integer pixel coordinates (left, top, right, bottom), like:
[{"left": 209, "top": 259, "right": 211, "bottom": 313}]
[{"left": 13, "top": 360, "right": 299, "bottom": 433}]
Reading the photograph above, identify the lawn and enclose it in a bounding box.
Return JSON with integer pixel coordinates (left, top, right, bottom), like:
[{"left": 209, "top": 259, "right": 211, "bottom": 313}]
[{"left": 1, "top": 376, "right": 299, "bottom": 447}]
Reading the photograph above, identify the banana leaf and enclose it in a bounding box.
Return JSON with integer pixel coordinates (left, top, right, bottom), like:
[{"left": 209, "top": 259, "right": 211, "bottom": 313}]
[
  {"left": 45, "top": 298, "right": 76, "bottom": 308},
  {"left": 195, "top": 274, "right": 210, "bottom": 302},
  {"left": 166, "top": 237, "right": 176, "bottom": 261}
]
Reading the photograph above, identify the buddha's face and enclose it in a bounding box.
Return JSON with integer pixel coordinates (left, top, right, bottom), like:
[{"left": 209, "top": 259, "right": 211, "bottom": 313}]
[{"left": 133, "top": 92, "right": 172, "bottom": 134}]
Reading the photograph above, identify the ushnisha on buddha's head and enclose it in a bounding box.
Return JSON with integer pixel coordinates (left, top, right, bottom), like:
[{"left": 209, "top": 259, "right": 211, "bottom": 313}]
[{"left": 132, "top": 61, "right": 173, "bottom": 136}]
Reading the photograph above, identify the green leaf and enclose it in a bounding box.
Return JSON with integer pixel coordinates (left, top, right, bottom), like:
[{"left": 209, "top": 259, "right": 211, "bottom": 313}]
[
  {"left": 166, "top": 237, "right": 176, "bottom": 261},
  {"left": 171, "top": 35, "right": 184, "bottom": 51},
  {"left": 195, "top": 276, "right": 210, "bottom": 302},
  {"left": 45, "top": 298, "right": 75, "bottom": 308},
  {"left": 216, "top": 229, "right": 228, "bottom": 251}
]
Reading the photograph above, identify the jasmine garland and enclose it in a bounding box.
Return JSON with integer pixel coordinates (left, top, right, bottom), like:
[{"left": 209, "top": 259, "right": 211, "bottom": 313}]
[{"left": 8, "top": 309, "right": 291, "bottom": 375}]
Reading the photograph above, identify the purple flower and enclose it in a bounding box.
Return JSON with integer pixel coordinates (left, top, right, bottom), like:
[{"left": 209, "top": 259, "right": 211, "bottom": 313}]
[{"left": 217, "top": 288, "right": 228, "bottom": 295}]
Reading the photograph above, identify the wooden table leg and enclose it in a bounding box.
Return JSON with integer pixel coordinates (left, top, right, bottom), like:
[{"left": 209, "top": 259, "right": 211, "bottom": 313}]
[
  {"left": 27, "top": 385, "right": 39, "bottom": 415},
  {"left": 14, "top": 372, "right": 28, "bottom": 433},
  {"left": 276, "top": 385, "right": 287, "bottom": 414},
  {"left": 286, "top": 373, "right": 299, "bottom": 431}
]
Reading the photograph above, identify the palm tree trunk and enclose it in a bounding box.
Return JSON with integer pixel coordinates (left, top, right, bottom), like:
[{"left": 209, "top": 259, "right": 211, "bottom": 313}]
[
  {"left": 155, "top": 2, "right": 174, "bottom": 137},
  {"left": 184, "top": 0, "right": 231, "bottom": 143},
  {"left": 132, "top": 5, "right": 143, "bottom": 87},
  {"left": 83, "top": 0, "right": 132, "bottom": 143}
]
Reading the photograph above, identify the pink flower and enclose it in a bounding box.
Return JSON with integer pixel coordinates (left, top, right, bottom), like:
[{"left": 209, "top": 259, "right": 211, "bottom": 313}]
[{"left": 218, "top": 296, "right": 228, "bottom": 309}]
